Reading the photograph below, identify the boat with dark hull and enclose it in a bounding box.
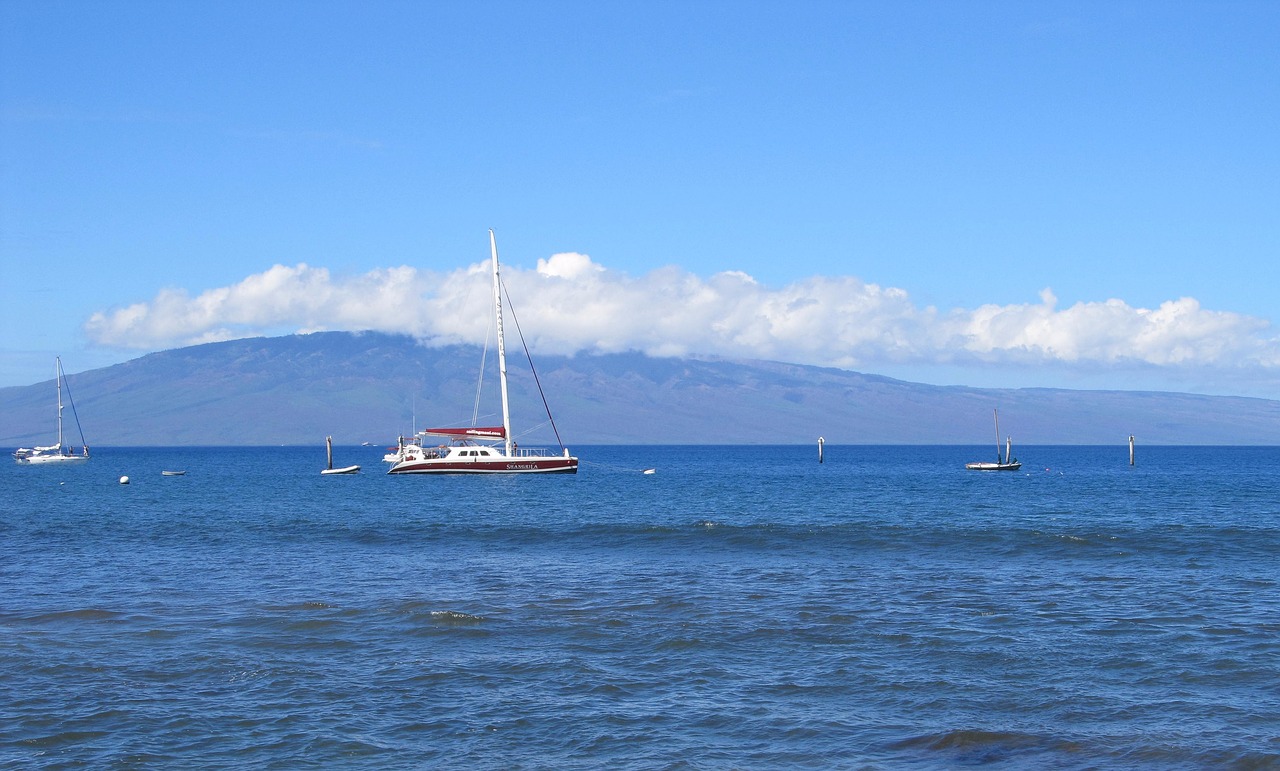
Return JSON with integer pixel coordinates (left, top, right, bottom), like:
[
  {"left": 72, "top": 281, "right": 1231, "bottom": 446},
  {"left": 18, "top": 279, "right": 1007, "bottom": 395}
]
[{"left": 387, "top": 231, "right": 578, "bottom": 476}]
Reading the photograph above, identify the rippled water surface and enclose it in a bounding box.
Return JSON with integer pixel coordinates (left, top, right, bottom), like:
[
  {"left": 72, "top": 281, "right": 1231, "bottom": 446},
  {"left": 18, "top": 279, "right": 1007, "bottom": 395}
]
[{"left": 3, "top": 445, "right": 1278, "bottom": 769}]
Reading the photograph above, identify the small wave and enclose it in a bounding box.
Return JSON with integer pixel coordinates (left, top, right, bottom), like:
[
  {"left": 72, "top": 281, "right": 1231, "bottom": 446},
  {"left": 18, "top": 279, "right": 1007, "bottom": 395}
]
[
  {"left": 227, "top": 668, "right": 273, "bottom": 684},
  {"left": 26, "top": 608, "right": 124, "bottom": 624},
  {"left": 889, "top": 729, "right": 1083, "bottom": 764},
  {"left": 1214, "top": 750, "right": 1280, "bottom": 768},
  {"left": 20, "top": 729, "right": 113, "bottom": 748},
  {"left": 263, "top": 601, "right": 337, "bottom": 612},
  {"left": 429, "top": 610, "right": 484, "bottom": 625}
]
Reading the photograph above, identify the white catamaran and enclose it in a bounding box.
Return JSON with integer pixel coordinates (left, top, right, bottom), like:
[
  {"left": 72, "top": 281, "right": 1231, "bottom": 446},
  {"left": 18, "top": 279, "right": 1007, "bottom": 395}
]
[
  {"left": 13, "top": 357, "right": 90, "bottom": 465},
  {"left": 386, "top": 230, "right": 578, "bottom": 475}
]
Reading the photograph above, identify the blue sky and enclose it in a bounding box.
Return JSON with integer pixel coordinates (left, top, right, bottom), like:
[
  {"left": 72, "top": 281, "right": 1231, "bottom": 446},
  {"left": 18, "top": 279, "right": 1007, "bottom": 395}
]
[{"left": 3, "top": 1, "right": 1278, "bottom": 396}]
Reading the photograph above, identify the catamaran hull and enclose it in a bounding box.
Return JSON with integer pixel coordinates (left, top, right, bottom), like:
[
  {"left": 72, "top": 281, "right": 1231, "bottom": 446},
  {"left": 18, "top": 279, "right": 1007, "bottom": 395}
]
[{"left": 387, "top": 458, "right": 578, "bottom": 475}]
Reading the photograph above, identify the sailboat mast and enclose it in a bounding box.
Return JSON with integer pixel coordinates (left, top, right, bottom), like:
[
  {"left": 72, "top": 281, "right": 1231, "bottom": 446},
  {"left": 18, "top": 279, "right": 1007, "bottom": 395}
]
[
  {"left": 489, "top": 230, "right": 514, "bottom": 457},
  {"left": 992, "top": 408, "right": 1001, "bottom": 463},
  {"left": 55, "top": 357, "right": 65, "bottom": 449}
]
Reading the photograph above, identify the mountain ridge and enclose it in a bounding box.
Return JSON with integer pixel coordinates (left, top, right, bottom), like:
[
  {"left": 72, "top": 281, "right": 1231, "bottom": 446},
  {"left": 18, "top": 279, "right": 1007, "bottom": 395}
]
[{"left": 3, "top": 331, "right": 1279, "bottom": 446}]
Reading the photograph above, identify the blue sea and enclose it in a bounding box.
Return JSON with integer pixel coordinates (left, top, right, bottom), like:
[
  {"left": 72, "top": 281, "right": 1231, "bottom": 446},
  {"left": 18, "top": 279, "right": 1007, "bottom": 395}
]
[{"left": 2, "top": 445, "right": 1278, "bottom": 769}]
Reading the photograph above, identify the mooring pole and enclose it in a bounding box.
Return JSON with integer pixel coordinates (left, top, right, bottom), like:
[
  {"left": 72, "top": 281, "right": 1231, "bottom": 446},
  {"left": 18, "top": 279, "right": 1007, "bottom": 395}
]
[
  {"left": 1129, "top": 435, "right": 1135, "bottom": 466},
  {"left": 818, "top": 436, "right": 825, "bottom": 464}
]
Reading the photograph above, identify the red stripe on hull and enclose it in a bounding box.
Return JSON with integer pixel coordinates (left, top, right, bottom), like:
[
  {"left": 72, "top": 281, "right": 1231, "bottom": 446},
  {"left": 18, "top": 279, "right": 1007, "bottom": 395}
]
[{"left": 387, "top": 458, "right": 578, "bottom": 475}]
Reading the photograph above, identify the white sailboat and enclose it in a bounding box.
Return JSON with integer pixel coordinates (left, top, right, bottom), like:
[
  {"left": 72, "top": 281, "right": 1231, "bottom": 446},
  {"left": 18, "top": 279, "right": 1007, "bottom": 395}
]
[
  {"left": 14, "top": 357, "right": 90, "bottom": 465},
  {"left": 321, "top": 436, "right": 360, "bottom": 475},
  {"left": 966, "top": 409, "right": 1021, "bottom": 471},
  {"left": 387, "top": 230, "right": 578, "bottom": 475}
]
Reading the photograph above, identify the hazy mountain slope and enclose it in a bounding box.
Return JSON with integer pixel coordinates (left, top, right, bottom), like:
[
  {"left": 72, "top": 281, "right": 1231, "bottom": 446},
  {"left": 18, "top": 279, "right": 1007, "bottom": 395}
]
[{"left": 3, "top": 332, "right": 1279, "bottom": 445}]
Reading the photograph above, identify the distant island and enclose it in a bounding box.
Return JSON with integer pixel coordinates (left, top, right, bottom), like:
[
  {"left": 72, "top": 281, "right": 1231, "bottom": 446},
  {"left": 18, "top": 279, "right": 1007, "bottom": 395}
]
[{"left": 4, "top": 331, "right": 1280, "bottom": 446}]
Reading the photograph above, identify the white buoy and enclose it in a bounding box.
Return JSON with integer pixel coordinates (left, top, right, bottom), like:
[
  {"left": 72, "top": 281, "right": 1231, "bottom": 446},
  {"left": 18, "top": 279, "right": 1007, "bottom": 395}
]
[
  {"left": 818, "top": 436, "right": 825, "bottom": 464},
  {"left": 119, "top": 475, "right": 130, "bottom": 485},
  {"left": 1129, "top": 435, "right": 1135, "bottom": 466}
]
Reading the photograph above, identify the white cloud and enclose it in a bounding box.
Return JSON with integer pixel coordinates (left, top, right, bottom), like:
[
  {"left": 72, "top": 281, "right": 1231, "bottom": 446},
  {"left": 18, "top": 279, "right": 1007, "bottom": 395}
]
[
  {"left": 85, "top": 264, "right": 429, "bottom": 348},
  {"left": 84, "top": 254, "right": 1280, "bottom": 382},
  {"left": 939, "top": 290, "right": 1277, "bottom": 368}
]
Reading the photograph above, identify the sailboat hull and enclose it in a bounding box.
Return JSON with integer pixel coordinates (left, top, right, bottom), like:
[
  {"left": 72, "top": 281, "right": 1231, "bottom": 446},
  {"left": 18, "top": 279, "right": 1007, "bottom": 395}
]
[
  {"left": 16, "top": 453, "right": 88, "bottom": 465},
  {"left": 964, "top": 461, "right": 1022, "bottom": 471},
  {"left": 387, "top": 457, "right": 578, "bottom": 475}
]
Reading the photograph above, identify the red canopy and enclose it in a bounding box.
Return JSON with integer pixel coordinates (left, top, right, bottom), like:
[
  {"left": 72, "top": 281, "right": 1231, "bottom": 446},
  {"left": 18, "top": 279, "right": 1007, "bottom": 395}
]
[{"left": 423, "top": 426, "right": 506, "bottom": 440}]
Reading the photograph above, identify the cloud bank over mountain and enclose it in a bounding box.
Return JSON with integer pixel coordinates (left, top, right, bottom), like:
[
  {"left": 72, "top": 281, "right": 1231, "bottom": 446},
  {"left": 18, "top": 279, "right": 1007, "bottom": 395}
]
[{"left": 84, "top": 255, "right": 1280, "bottom": 390}]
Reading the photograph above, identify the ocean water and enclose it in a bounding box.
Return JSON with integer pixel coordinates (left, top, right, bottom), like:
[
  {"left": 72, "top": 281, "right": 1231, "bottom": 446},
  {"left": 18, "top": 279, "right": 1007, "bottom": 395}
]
[{"left": 2, "top": 444, "right": 1278, "bottom": 769}]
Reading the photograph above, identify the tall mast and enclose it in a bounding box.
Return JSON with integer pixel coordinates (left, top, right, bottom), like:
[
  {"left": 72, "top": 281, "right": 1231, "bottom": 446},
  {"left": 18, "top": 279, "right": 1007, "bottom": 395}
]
[
  {"left": 992, "top": 408, "right": 1001, "bottom": 463},
  {"left": 55, "top": 357, "right": 65, "bottom": 449},
  {"left": 490, "top": 229, "right": 513, "bottom": 457}
]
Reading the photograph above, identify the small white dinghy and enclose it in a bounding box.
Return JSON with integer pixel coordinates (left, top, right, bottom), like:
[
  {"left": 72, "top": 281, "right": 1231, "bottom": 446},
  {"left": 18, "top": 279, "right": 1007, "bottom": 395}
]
[{"left": 321, "top": 436, "right": 360, "bottom": 475}]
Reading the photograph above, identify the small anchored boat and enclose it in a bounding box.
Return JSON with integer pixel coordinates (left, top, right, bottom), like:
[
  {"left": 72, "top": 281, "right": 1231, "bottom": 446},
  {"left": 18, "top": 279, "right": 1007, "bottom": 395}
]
[
  {"left": 321, "top": 436, "right": 360, "bottom": 475},
  {"left": 966, "top": 409, "right": 1021, "bottom": 471},
  {"left": 13, "top": 357, "right": 90, "bottom": 465}
]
